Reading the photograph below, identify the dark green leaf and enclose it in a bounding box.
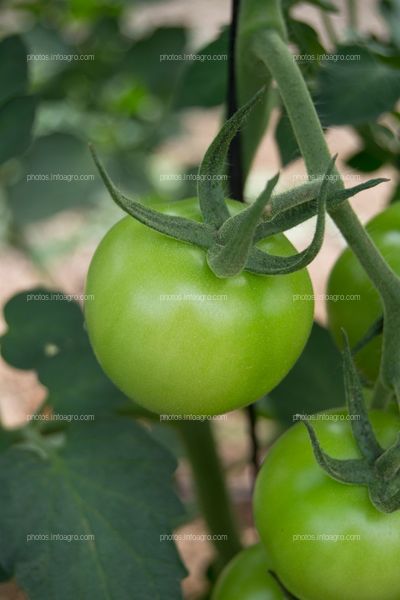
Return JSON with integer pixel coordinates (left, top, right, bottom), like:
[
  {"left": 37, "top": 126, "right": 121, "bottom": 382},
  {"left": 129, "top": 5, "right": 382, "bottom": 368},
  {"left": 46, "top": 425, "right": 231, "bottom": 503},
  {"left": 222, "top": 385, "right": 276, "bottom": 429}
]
[
  {"left": 6, "top": 133, "right": 98, "bottom": 223},
  {"left": 316, "top": 45, "right": 400, "bottom": 126},
  {"left": 346, "top": 148, "right": 390, "bottom": 172},
  {"left": 0, "top": 564, "right": 11, "bottom": 583},
  {"left": 0, "top": 418, "right": 186, "bottom": 600},
  {"left": 174, "top": 29, "right": 228, "bottom": 109},
  {"left": 264, "top": 323, "right": 345, "bottom": 425},
  {"left": 122, "top": 27, "right": 187, "bottom": 100},
  {"left": 1, "top": 289, "right": 128, "bottom": 417},
  {"left": 283, "top": 0, "right": 338, "bottom": 12},
  {"left": 0, "top": 96, "right": 36, "bottom": 164},
  {"left": 0, "top": 36, "right": 27, "bottom": 106},
  {"left": 380, "top": 0, "right": 400, "bottom": 47},
  {"left": 289, "top": 19, "right": 325, "bottom": 62}
]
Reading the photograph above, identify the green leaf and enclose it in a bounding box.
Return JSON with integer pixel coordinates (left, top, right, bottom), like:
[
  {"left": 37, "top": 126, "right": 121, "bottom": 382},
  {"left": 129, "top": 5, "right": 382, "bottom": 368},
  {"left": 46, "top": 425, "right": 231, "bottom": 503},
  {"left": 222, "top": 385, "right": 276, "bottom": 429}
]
[
  {"left": 174, "top": 28, "right": 228, "bottom": 108},
  {"left": 0, "top": 418, "right": 186, "bottom": 600},
  {"left": 317, "top": 45, "right": 400, "bottom": 126},
  {"left": 6, "top": 133, "right": 98, "bottom": 223},
  {"left": 283, "top": 0, "right": 338, "bottom": 12},
  {"left": 122, "top": 27, "right": 188, "bottom": 100},
  {"left": 288, "top": 19, "right": 325, "bottom": 63},
  {"left": 0, "top": 36, "right": 28, "bottom": 105},
  {"left": 346, "top": 122, "right": 396, "bottom": 172},
  {"left": 275, "top": 110, "right": 300, "bottom": 167},
  {"left": 346, "top": 148, "right": 390, "bottom": 172},
  {"left": 0, "top": 564, "right": 11, "bottom": 583},
  {"left": 0, "top": 96, "right": 36, "bottom": 164},
  {"left": 1, "top": 289, "right": 129, "bottom": 417},
  {"left": 265, "top": 323, "right": 345, "bottom": 425},
  {"left": 380, "top": 0, "right": 400, "bottom": 47}
]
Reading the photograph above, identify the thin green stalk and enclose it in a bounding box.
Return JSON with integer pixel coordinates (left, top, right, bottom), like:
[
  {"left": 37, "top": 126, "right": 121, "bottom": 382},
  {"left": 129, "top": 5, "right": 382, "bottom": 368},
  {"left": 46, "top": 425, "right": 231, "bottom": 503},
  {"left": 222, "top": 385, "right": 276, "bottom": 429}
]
[
  {"left": 347, "top": 0, "right": 358, "bottom": 30},
  {"left": 253, "top": 22, "right": 400, "bottom": 392},
  {"left": 177, "top": 421, "right": 242, "bottom": 566},
  {"left": 253, "top": 29, "right": 396, "bottom": 295},
  {"left": 321, "top": 11, "right": 338, "bottom": 47},
  {"left": 371, "top": 379, "right": 393, "bottom": 410}
]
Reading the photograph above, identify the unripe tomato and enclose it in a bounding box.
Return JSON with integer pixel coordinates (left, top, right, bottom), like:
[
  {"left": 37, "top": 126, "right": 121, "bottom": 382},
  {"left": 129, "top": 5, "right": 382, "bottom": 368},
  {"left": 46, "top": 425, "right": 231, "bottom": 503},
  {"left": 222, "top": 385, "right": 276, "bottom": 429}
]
[
  {"left": 327, "top": 202, "right": 400, "bottom": 383},
  {"left": 254, "top": 409, "right": 400, "bottom": 600},
  {"left": 212, "top": 543, "right": 284, "bottom": 600},
  {"left": 85, "top": 199, "right": 313, "bottom": 415}
]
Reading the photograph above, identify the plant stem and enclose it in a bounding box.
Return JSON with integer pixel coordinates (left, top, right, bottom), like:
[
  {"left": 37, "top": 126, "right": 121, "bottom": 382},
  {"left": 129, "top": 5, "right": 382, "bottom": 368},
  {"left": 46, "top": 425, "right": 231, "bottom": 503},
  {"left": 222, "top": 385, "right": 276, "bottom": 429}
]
[
  {"left": 177, "top": 421, "right": 242, "bottom": 565},
  {"left": 347, "top": 0, "right": 358, "bottom": 30},
  {"left": 254, "top": 29, "right": 395, "bottom": 284},
  {"left": 227, "top": 0, "right": 244, "bottom": 201},
  {"left": 228, "top": 0, "right": 260, "bottom": 478},
  {"left": 321, "top": 11, "right": 338, "bottom": 47},
  {"left": 247, "top": 403, "right": 259, "bottom": 480},
  {"left": 371, "top": 379, "right": 393, "bottom": 410},
  {"left": 254, "top": 24, "right": 400, "bottom": 391}
]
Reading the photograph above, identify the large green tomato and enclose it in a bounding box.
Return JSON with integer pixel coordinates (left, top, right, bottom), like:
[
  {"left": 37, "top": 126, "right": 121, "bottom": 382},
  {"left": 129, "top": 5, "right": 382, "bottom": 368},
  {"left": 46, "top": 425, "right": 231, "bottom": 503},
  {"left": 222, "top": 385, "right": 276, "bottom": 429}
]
[
  {"left": 327, "top": 202, "right": 400, "bottom": 383},
  {"left": 212, "top": 544, "right": 284, "bottom": 600},
  {"left": 85, "top": 198, "right": 313, "bottom": 416},
  {"left": 254, "top": 410, "right": 400, "bottom": 600}
]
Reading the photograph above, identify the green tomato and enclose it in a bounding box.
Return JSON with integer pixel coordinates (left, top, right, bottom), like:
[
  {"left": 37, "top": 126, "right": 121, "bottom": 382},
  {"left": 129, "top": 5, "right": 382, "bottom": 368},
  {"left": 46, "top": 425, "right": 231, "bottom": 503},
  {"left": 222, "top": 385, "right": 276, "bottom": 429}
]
[
  {"left": 212, "top": 544, "right": 284, "bottom": 600},
  {"left": 254, "top": 409, "right": 400, "bottom": 600},
  {"left": 327, "top": 202, "right": 400, "bottom": 383},
  {"left": 85, "top": 198, "right": 313, "bottom": 416}
]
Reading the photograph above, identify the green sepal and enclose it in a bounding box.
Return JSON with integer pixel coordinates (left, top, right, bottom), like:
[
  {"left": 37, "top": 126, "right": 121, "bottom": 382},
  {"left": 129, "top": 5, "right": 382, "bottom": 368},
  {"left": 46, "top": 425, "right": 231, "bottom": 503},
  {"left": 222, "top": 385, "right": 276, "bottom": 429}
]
[
  {"left": 375, "top": 435, "right": 400, "bottom": 480},
  {"left": 304, "top": 421, "right": 373, "bottom": 484},
  {"left": 352, "top": 315, "right": 384, "bottom": 356},
  {"left": 254, "top": 177, "right": 389, "bottom": 241},
  {"left": 89, "top": 144, "right": 215, "bottom": 249},
  {"left": 197, "top": 87, "right": 266, "bottom": 228},
  {"left": 207, "top": 174, "right": 279, "bottom": 277},
  {"left": 304, "top": 334, "right": 400, "bottom": 513},
  {"left": 342, "top": 332, "right": 383, "bottom": 463},
  {"left": 369, "top": 477, "right": 400, "bottom": 514},
  {"left": 244, "top": 154, "right": 336, "bottom": 275}
]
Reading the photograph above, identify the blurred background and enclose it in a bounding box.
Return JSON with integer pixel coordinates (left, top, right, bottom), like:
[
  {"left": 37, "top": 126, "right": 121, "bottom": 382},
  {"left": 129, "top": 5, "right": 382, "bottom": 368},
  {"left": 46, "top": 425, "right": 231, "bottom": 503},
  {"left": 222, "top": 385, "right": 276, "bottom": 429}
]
[{"left": 0, "top": 0, "right": 398, "bottom": 597}]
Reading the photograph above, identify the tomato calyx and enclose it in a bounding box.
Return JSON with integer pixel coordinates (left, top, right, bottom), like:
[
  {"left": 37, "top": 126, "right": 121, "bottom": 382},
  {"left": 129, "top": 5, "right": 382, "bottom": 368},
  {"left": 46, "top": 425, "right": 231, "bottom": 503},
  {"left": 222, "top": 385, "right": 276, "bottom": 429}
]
[
  {"left": 89, "top": 89, "right": 334, "bottom": 278},
  {"left": 305, "top": 334, "right": 400, "bottom": 513},
  {"left": 255, "top": 176, "right": 389, "bottom": 241},
  {"left": 89, "top": 86, "right": 388, "bottom": 280}
]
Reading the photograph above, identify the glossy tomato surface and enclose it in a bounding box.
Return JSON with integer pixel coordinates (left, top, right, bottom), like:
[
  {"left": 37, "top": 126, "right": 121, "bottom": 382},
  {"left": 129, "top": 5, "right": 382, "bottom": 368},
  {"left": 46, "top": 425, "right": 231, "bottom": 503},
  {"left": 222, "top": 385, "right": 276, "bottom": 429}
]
[
  {"left": 327, "top": 203, "right": 400, "bottom": 383},
  {"left": 254, "top": 409, "right": 400, "bottom": 600},
  {"left": 85, "top": 198, "right": 314, "bottom": 415},
  {"left": 212, "top": 543, "right": 284, "bottom": 600}
]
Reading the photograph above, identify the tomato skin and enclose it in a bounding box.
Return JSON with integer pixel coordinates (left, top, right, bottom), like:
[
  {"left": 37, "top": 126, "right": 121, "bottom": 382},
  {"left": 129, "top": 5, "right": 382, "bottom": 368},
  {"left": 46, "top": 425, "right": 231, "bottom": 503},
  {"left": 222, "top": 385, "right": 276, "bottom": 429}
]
[
  {"left": 211, "top": 544, "right": 284, "bottom": 600},
  {"left": 85, "top": 198, "right": 313, "bottom": 416},
  {"left": 327, "top": 203, "right": 400, "bottom": 383},
  {"left": 254, "top": 410, "right": 400, "bottom": 600}
]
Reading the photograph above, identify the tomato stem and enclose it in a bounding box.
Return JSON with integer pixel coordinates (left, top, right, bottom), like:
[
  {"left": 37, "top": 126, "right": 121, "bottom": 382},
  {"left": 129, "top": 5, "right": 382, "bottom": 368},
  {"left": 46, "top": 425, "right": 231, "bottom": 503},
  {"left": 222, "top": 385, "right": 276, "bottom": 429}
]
[
  {"left": 227, "top": 0, "right": 244, "bottom": 201},
  {"left": 176, "top": 421, "right": 242, "bottom": 566},
  {"left": 320, "top": 10, "right": 338, "bottom": 47},
  {"left": 253, "top": 3, "right": 400, "bottom": 396}
]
